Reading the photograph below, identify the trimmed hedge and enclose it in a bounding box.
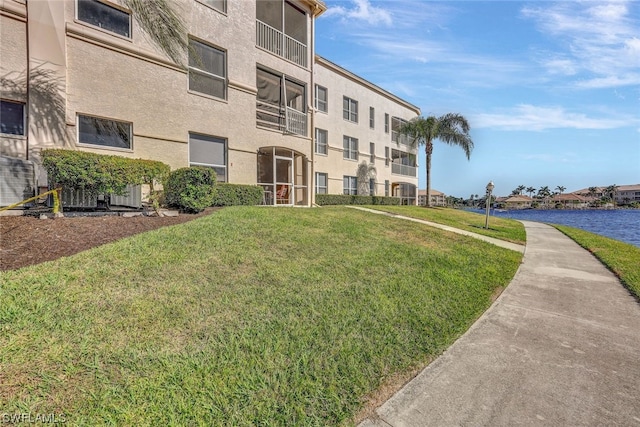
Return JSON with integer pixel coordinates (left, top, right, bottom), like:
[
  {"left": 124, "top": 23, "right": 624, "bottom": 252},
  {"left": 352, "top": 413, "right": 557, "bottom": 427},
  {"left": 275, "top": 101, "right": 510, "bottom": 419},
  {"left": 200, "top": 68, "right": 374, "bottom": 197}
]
[
  {"left": 315, "top": 194, "right": 401, "bottom": 206},
  {"left": 42, "top": 149, "right": 169, "bottom": 195},
  {"left": 211, "top": 183, "right": 263, "bottom": 206},
  {"left": 165, "top": 167, "right": 217, "bottom": 213}
]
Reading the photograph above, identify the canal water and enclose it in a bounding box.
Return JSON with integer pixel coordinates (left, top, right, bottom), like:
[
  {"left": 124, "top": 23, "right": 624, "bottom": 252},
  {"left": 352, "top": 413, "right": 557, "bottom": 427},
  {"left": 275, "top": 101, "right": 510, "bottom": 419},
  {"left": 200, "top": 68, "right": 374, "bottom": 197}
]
[{"left": 469, "top": 208, "right": 640, "bottom": 248}]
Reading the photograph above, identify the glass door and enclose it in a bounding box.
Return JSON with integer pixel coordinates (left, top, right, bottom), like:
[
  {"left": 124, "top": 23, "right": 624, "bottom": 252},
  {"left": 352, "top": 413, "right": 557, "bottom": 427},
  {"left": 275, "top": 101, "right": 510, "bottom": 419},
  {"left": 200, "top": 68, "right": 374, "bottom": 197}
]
[{"left": 275, "top": 156, "right": 292, "bottom": 205}]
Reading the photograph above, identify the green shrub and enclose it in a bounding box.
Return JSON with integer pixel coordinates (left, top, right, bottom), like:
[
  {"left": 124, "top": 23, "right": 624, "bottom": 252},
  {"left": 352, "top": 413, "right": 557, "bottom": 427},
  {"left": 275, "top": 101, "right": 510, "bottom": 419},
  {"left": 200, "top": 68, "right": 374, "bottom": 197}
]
[
  {"left": 211, "top": 183, "right": 263, "bottom": 206},
  {"left": 164, "top": 167, "right": 217, "bottom": 213},
  {"left": 41, "top": 149, "right": 169, "bottom": 195},
  {"left": 315, "top": 194, "right": 400, "bottom": 206}
]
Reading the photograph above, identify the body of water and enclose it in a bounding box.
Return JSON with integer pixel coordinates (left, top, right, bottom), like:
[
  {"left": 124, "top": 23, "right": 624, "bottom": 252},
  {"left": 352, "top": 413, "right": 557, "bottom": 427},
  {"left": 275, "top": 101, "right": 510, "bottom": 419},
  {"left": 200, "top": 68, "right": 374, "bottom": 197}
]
[{"left": 467, "top": 208, "right": 640, "bottom": 248}]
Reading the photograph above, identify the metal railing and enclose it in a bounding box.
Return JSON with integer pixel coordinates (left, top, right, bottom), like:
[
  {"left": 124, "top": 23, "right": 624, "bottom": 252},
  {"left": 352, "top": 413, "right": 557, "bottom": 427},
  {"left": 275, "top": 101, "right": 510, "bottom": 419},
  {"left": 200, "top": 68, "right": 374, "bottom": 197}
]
[
  {"left": 392, "top": 162, "right": 417, "bottom": 177},
  {"left": 257, "top": 20, "right": 307, "bottom": 67},
  {"left": 391, "top": 131, "right": 412, "bottom": 146},
  {"left": 285, "top": 107, "right": 307, "bottom": 135},
  {"left": 256, "top": 101, "right": 306, "bottom": 136}
]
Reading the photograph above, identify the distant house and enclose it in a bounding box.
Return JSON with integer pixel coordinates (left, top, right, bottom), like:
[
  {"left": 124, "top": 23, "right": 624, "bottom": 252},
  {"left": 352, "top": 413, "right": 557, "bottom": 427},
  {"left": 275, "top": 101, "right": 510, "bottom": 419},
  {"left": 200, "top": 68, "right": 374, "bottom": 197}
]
[
  {"left": 503, "top": 195, "right": 533, "bottom": 209},
  {"left": 573, "top": 184, "right": 640, "bottom": 206},
  {"left": 552, "top": 193, "right": 591, "bottom": 209},
  {"left": 418, "top": 189, "right": 446, "bottom": 207}
]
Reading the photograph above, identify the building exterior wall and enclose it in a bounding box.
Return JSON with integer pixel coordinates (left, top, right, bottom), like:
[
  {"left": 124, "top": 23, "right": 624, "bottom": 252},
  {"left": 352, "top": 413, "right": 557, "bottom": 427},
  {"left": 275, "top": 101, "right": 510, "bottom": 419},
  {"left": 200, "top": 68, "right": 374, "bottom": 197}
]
[
  {"left": 313, "top": 56, "right": 420, "bottom": 203},
  {"left": 1, "top": 0, "right": 422, "bottom": 207}
]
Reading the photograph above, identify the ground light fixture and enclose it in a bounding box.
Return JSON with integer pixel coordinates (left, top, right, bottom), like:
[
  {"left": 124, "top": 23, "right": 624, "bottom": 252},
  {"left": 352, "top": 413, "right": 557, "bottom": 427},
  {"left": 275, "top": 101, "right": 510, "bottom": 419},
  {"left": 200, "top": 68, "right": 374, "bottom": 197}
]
[{"left": 485, "top": 181, "right": 494, "bottom": 229}]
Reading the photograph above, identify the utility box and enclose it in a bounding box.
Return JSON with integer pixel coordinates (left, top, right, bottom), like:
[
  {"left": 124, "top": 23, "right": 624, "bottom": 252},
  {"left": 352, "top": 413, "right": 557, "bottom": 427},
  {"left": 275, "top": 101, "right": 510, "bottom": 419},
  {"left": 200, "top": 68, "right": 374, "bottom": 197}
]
[
  {"left": 109, "top": 185, "right": 142, "bottom": 209},
  {"left": 0, "top": 156, "right": 36, "bottom": 207}
]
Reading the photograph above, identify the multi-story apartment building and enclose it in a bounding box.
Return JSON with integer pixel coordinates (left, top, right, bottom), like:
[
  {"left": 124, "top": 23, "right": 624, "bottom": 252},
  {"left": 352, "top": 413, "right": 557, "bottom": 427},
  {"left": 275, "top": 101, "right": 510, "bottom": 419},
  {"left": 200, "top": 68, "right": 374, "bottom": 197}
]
[{"left": 0, "top": 0, "right": 419, "bottom": 207}]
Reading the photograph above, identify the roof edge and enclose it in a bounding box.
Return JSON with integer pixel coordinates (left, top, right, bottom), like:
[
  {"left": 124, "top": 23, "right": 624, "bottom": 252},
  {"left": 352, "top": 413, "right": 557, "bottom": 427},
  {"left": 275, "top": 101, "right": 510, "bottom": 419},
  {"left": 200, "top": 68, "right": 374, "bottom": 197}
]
[{"left": 315, "top": 55, "right": 421, "bottom": 116}]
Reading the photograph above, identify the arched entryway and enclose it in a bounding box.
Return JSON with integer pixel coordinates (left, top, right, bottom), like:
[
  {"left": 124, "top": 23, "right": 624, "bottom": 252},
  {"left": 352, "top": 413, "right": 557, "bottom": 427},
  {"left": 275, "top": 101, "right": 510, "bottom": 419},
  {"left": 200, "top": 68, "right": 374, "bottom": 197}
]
[{"left": 257, "top": 147, "right": 308, "bottom": 206}]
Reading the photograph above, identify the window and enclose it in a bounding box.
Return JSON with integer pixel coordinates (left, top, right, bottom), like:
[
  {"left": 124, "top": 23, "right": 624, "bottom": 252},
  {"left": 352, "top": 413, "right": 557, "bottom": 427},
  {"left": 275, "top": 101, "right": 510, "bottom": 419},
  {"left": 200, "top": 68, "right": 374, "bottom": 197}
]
[
  {"left": 343, "top": 176, "right": 357, "bottom": 195},
  {"left": 0, "top": 100, "right": 25, "bottom": 136},
  {"left": 343, "top": 97, "right": 358, "bottom": 122},
  {"left": 189, "top": 132, "right": 227, "bottom": 182},
  {"left": 200, "top": 0, "right": 226, "bottom": 13},
  {"left": 370, "top": 142, "right": 375, "bottom": 163},
  {"left": 315, "top": 128, "right": 328, "bottom": 155},
  {"left": 256, "top": 68, "right": 306, "bottom": 135},
  {"left": 369, "top": 107, "right": 375, "bottom": 129},
  {"left": 384, "top": 113, "right": 389, "bottom": 133},
  {"left": 385, "top": 180, "right": 390, "bottom": 197},
  {"left": 77, "top": 0, "right": 130, "bottom": 37},
  {"left": 78, "top": 114, "right": 131, "bottom": 149},
  {"left": 315, "top": 172, "right": 327, "bottom": 194},
  {"left": 369, "top": 178, "right": 375, "bottom": 196},
  {"left": 189, "top": 38, "right": 226, "bottom": 99},
  {"left": 315, "top": 85, "right": 327, "bottom": 113},
  {"left": 343, "top": 136, "right": 358, "bottom": 160},
  {"left": 385, "top": 146, "right": 389, "bottom": 166}
]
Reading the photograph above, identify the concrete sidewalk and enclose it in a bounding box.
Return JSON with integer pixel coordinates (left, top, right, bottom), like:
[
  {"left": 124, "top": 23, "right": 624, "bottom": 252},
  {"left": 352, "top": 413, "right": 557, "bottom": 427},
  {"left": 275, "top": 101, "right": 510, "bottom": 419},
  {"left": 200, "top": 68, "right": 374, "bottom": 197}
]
[
  {"left": 359, "top": 220, "right": 640, "bottom": 427},
  {"left": 348, "top": 206, "right": 525, "bottom": 253}
]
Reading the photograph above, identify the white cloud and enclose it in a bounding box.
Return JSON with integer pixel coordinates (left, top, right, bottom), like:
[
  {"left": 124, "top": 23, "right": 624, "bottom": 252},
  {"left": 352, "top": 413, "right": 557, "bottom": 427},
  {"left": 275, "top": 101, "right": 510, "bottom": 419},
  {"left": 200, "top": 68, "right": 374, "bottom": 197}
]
[
  {"left": 472, "top": 104, "right": 635, "bottom": 131},
  {"left": 522, "top": 1, "right": 640, "bottom": 88},
  {"left": 323, "top": 0, "right": 393, "bottom": 26}
]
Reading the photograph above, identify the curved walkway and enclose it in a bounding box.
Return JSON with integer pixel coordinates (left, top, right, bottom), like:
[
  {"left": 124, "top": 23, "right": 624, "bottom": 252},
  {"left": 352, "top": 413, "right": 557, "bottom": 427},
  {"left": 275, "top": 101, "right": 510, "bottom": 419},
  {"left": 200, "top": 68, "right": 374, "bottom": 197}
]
[
  {"left": 360, "top": 220, "right": 640, "bottom": 426},
  {"left": 348, "top": 206, "right": 525, "bottom": 253}
]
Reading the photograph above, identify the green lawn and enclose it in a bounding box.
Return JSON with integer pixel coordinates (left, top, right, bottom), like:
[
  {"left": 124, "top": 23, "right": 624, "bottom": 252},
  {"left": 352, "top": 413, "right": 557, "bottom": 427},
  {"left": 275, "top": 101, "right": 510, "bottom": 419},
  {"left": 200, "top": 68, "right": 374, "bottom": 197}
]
[
  {"left": 365, "top": 206, "right": 526, "bottom": 245},
  {"left": 1, "top": 207, "right": 521, "bottom": 425},
  {"left": 554, "top": 225, "right": 640, "bottom": 300}
]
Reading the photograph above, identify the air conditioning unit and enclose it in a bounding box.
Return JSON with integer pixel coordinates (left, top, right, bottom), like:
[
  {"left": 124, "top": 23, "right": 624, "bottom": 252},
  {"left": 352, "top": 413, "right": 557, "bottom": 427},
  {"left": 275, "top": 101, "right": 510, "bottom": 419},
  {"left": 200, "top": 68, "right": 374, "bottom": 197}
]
[
  {"left": 109, "top": 184, "right": 142, "bottom": 209},
  {"left": 0, "top": 156, "right": 36, "bottom": 207},
  {"left": 60, "top": 187, "right": 98, "bottom": 208}
]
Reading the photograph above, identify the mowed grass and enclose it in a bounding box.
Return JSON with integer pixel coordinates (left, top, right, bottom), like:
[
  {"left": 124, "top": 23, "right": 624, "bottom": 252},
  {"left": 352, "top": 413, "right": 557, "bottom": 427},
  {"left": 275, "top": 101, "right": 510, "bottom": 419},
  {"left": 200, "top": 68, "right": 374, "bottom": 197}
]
[
  {"left": 365, "top": 205, "right": 526, "bottom": 245},
  {"left": 555, "top": 225, "right": 640, "bottom": 300},
  {"left": 1, "top": 207, "right": 521, "bottom": 426}
]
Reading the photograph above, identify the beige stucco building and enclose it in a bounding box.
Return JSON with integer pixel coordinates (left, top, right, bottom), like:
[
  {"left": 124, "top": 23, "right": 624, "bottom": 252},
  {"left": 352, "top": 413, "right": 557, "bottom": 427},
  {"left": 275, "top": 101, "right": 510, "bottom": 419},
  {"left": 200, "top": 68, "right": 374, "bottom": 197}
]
[{"left": 1, "top": 0, "right": 419, "bottom": 206}]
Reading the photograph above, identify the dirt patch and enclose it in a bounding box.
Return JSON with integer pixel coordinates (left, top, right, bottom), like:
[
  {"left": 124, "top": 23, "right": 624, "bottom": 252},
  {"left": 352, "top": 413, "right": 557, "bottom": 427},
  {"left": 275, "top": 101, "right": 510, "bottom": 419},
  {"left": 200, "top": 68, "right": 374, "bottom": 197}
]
[{"left": 0, "top": 208, "right": 219, "bottom": 272}]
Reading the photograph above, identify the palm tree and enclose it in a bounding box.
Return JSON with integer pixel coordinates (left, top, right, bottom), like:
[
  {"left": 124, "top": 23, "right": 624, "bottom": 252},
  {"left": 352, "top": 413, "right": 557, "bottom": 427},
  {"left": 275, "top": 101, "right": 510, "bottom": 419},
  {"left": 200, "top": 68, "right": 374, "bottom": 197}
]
[
  {"left": 356, "top": 161, "right": 377, "bottom": 196},
  {"left": 526, "top": 186, "right": 536, "bottom": 198},
  {"left": 605, "top": 184, "right": 619, "bottom": 207},
  {"left": 555, "top": 185, "right": 566, "bottom": 194},
  {"left": 538, "top": 186, "right": 551, "bottom": 206},
  {"left": 124, "top": 0, "right": 188, "bottom": 65},
  {"left": 516, "top": 185, "right": 526, "bottom": 195},
  {"left": 397, "top": 114, "right": 473, "bottom": 207}
]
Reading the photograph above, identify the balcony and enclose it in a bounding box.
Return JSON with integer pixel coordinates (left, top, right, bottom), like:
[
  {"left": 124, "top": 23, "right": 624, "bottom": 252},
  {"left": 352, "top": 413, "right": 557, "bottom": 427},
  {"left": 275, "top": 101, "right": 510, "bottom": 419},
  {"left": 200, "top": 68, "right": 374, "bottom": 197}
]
[
  {"left": 256, "top": 101, "right": 307, "bottom": 136},
  {"left": 392, "top": 162, "right": 417, "bottom": 177},
  {"left": 257, "top": 20, "right": 307, "bottom": 68},
  {"left": 391, "top": 130, "right": 412, "bottom": 147}
]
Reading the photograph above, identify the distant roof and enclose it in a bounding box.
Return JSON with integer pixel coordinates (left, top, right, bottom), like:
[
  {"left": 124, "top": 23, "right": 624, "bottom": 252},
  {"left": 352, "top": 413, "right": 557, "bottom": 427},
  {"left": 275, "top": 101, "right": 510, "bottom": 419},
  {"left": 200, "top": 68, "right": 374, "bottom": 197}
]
[
  {"left": 572, "top": 184, "right": 640, "bottom": 194},
  {"left": 418, "top": 189, "right": 445, "bottom": 196},
  {"left": 553, "top": 193, "right": 590, "bottom": 202},
  {"left": 504, "top": 195, "right": 532, "bottom": 202}
]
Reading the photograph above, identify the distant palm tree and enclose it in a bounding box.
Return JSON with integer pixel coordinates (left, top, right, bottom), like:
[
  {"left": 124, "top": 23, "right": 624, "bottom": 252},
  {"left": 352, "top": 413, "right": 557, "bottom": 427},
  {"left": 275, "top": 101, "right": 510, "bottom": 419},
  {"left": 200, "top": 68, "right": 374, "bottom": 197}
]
[
  {"left": 587, "top": 186, "right": 599, "bottom": 199},
  {"left": 605, "top": 184, "right": 619, "bottom": 207},
  {"left": 555, "top": 185, "right": 566, "bottom": 194},
  {"left": 398, "top": 114, "right": 473, "bottom": 207},
  {"left": 538, "top": 186, "right": 551, "bottom": 206},
  {"left": 526, "top": 186, "right": 536, "bottom": 198},
  {"left": 511, "top": 188, "right": 520, "bottom": 196},
  {"left": 356, "top": 161, "right": 377, "bottom": 196},
  {"left": 516, "top": 185, "right": 526, "bottom": 195}
]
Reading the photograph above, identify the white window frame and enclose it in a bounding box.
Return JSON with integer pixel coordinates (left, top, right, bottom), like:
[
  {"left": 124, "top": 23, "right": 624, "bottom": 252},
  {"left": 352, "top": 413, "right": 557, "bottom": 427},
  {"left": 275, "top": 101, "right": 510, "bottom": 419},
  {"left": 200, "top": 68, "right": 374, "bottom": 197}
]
[
  {"left": 315, "top": 128, "right": 328, "bottom": 155},
  {"left": 197, "top": 0, "right": 227, "bottom": 13},
  {"left": 343, "top": 136, "right": 358, "bottom": 161},
  {"left": 188, "top": 37, "right": 227, "bottom": 100},
  {"left": 76, "top": 0, "right": 132, "bottom": 38},
  {"left": 188, "top": 132, "right": 227, "bottom": 182},
  {"left": 315, "top": 85, "right": 328, "bottom": 113},
  {"left": 77, "top": 114, "right": 132, "bottom": 151},
  {"left": 315, "top": 172, "right": 328, "bottom": 194},
  {"left": 343, "top": 176, "right": 357, "bottom": 195},
  {"left": 384, "top": 113, "right": 389, "bottom": 133},
  {"left": 343, "top": 96, "right": 358, "bottom": 123},
  {"left": 369, "top": 107, "right": 375, "bottom": 129}
]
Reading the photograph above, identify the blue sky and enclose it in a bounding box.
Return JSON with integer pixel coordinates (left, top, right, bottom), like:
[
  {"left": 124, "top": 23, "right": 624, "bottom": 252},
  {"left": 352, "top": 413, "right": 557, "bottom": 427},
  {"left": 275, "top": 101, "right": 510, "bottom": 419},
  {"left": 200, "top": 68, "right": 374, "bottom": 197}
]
[{"left": 315, "top": 0, "right": 640, "bottom": 198}]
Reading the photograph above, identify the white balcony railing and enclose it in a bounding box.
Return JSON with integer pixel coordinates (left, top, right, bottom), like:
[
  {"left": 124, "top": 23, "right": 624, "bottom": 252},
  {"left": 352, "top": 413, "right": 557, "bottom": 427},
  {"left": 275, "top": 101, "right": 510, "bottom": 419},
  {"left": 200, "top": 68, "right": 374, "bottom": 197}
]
[
  {"left": 392, "top": 131, "right": 412, "bottom": 146},
  {"left": 392, "top": 163, "right": 417, "bottom": 177},
  {"left": 257, "top": 20, "right": 307, "bottom": 67},
  {"left": 285, "top": 107, "right": 307, "bottom": 136}
]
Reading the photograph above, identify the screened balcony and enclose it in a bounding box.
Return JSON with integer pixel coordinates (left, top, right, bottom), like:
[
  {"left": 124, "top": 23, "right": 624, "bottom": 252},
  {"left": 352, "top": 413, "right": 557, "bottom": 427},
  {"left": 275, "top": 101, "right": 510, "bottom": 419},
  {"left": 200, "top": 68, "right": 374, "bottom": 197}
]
[
  {"left": 256, "top": 0, "right": 308, "bottom": 68},
  {"left": 391, "top": 163, "right": 417, "bottom": 177},
  {"left": 256, "top": 68, "right": 307, "bottom": 136},
  {"left": 391, "top": 149, "right": 417, "bottom": 177}
]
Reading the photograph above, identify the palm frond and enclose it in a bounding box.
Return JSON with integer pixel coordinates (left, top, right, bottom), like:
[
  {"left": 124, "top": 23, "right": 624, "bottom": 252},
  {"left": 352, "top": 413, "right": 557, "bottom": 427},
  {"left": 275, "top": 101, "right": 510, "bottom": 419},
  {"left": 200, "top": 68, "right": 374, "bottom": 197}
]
[{"left": 123, "top": 0, "right": 188, "bottom": 66}]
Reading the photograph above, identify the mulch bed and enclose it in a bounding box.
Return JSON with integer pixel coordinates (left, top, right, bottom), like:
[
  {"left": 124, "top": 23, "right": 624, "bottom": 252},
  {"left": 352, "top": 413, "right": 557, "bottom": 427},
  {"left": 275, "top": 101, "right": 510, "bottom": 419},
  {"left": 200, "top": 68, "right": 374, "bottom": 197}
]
[{"left": 0, "top": 208, "right": 219, "bottom": 272}]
